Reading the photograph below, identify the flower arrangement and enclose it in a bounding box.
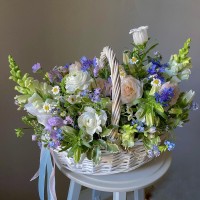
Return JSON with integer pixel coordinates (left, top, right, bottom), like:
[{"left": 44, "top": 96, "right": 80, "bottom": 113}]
[{"left": 9, "top": 26, "right": 197, "bottom": 164}]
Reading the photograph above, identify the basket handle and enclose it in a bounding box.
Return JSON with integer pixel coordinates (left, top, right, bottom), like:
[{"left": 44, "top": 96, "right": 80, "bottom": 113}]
[{"left": 100, "top": 46, "right": 121, "bottom": 139}]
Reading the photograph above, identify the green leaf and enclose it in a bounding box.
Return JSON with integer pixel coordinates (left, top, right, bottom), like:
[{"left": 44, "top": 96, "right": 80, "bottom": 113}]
[
  {"left": 169, "top": 108, "right": 183, "bottom": 115},
  {"left": 100, "top": 128, "right": 112, "bottom": 137},
  {"left": 15, "top": 128, "right": 24, "bottom": 138},
  {"left": 73, "top": 147, "right": 82, "bottom": 163},
  {"left": 106, "top": 142, "right": 120, "bottom": 153},
  {"left": 92, "top": 146, "right": 102, "bottom": 164},
  {"left": 98, "top": 139, "right": 107, "bottom": 148}
]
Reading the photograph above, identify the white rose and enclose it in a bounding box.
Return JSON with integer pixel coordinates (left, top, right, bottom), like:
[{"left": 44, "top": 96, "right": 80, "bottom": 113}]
[
  {"left": 68, "top": 61, "right": 82, "bottom": 72},
  {"left": 121, "top": 75, "right": 143, "bottom": 104},
  {"left": 78, "top": 107, "right": 107, "bottom": 135},
  {"left": 129, "top": 26, "right": 148, "bottom": 45},
  {"left": 65, "top": 70, "right": 92, "bottom": 93}
]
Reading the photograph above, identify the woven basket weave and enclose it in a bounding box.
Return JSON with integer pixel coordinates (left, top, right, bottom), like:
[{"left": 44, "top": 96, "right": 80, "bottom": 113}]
[{"left": 53, "top": 46, "right": 156, "bottom": 175}]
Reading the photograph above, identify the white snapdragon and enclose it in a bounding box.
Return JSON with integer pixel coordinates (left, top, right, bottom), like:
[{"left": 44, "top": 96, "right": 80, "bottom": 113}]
[
  {"left": 78, "top": 107, "right": 107, "bottom": 136},
  {"left": 129, "top": 26, "right": 148, "bottom": 45},
  {"left": 65, "top": 70, "right": 92, "bottom": 93}
]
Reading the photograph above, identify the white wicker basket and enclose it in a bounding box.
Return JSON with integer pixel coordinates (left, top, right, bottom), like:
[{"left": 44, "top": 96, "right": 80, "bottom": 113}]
[{"left": 53, "top": 46, "right": 160, "bottom": 175}]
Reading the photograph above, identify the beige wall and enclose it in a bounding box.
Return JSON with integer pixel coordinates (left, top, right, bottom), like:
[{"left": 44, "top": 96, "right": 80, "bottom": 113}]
[{"left": 0, "top": 0, "right": 200, "bottom": 199}]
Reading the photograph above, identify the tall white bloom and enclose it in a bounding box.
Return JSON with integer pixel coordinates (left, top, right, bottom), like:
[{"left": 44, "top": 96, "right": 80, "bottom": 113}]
[
  {"left": 129, "top": 26, "right": 149, "bottom": 45},
  {"left": 65, "top": 70, "right": 92, "bottom": 93}
]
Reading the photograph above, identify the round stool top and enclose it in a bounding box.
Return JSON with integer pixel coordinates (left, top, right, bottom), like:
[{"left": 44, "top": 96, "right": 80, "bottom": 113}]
[{"left": 54, "top": 152, "right": 172, "bottom": 192}]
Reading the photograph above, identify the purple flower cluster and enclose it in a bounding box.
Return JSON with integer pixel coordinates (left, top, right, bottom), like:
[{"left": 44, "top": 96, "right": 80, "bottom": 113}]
[
  {"left": 32, "top": 63, "right": 41, "bottom": 73},
  {"left": 89, "top": 88, "right": 101, "bottom": 102},
  {"left": 155, "top": 87, "right": 174, "bottom": 107},
  {"left": 80, "top": 56, "right": 93, "bottom": 71},
  {"left": 147, "top": 145, "right": 160, "bottom": 158},
  {"left": 164, "top": 140, "right": 175, "bottom": 151},
  {"left": 63, "top": 116, "right": 74, "bottom": 126},
  {"left": 48, "top": 69, "right": 63, "bottom": 83}
]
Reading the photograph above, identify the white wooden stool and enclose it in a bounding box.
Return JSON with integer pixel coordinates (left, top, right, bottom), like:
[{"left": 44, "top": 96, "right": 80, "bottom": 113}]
[{"left": 54, "top": 152, "right": 171, "bottom": 200}]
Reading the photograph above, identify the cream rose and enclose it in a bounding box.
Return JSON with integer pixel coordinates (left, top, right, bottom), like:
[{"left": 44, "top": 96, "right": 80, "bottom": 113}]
[
  {"left": 65, "top": 70, "right": 92, "bottom": 93},
  {"left": 78, "top": 107, "right": 107, "bottom": 135},
  {"left": 121, "top": 75, "right": 143, "bottom": 104},
  {"left": 160, "top": 82, "right": 180, "bottom": 106},
  {"left": 129, "top": 26, "right": 148, "bottom": 45}
]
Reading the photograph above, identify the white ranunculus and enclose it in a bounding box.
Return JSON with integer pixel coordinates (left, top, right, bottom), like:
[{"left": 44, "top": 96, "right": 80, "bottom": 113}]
[
  {"left": 68, "top": 61, "right": 82, "bottom": 72},
  {"left": 129, "top": 26, "right": 148, "bottom": 45},
  {"left": 78, "top": 107, "right": 107, "bottom": 135},
  {"left": 65, "top": 70, "right": 92, "bottom": 93}
]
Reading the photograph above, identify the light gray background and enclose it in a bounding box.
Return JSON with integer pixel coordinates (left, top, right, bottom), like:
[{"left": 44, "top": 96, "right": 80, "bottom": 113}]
[{"left": 0, "top": 0, "right": 199, "bottom": 199}]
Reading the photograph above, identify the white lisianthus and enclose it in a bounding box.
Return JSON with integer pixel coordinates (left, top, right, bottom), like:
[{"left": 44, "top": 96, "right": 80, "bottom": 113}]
[
  {"left": 65, "top": 70, "right": 92, "bottom": 93},
  {"left": 24, "top": 93, "right": 52, "bottom": 126},
  {"left": 129, "top": 26, "right": 148, "bottom": 45},
  {"left": 78, "top": 107, "right": 107, "bottom": 135},
  {"left": 68, "top": 61, "right": 82, "bottom": 72}
]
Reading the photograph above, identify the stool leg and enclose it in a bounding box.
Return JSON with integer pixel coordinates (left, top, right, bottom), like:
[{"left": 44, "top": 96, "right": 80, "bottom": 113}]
[
  {"left": 67, "top": 180, "right": 81, "bottom": 200},
  {"left": 92, "top": 189, "right": 101, "bottom": 200},
  {"left": 113, "top": 192, "right": 126, "bottom": 200},
  {"left": 134, "top": 188, "right": 144, "bottom": 200}
]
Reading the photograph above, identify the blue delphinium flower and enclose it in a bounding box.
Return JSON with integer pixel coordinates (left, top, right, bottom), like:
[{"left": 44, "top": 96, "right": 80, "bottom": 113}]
[
  {"left": 131, "top": 119, "right": 145, "bottom": 132},
  {"left": 148, "top": 61, "right": 168, "bottom": 75},
  {"left": 56, "top": 129, "right": 63, "bottom": 140},
  {"left": 155, "top": 87, "right": 174, "bottom": 107},
  {"left": 80, "top": 56, "right": 93, "bottom": 71},
  {"left": 32, "top": 63, "right": 41, "bottom": 73},
  {"left": 164, "top": 140, "right": 175, "bottom": 151}
]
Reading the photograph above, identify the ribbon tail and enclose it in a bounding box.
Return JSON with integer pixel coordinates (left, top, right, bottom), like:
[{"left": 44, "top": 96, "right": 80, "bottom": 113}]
[
  {"left": 30, "top": 169, "right": 39, "bottom": 181},
  {"left": 49, "top": 150, "right": 57, "bottom": 200},
  {"left": 38, "top": 146, "right": 49, "bottom": 200},
  {"left": 47, "top": 152, "right": 53, "bottom": 200}
]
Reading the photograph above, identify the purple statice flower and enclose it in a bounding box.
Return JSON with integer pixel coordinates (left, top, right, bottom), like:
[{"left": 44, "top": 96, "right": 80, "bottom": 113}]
[
  {"left": 63, "top": 116, "right": 74, "bottom": 125},
  {"left": 94, "top": 88, "right": 101, "bottom": 95},
  {"left": 80, "top": 56, "right": 93, "bottom": 72},
  {"left": 80, "top": 89, "right": 89, "bottom": 97},
  {"left": 47, "top": 69, "right": 63, "bottom": 83},
  {"left": 89, "top": 89, "right": 101, "bottom": 103},
  {"left": 155, "top": 87, "right": 174, "bottom": 107},
  {"left": 164, "top": 140, "right": 175, "bottom": 151},
  {"left": 93, "top": 57, "right": 98, "bottom": 67},
  {"left": 93, "top": 65, "right": 99, "bottom": 77},
  {"left": 48, "top": 117, "right": 64, "bottom": 127},
  {"left": 32, "top": 63, "right": 41, "bottom": 73},
  {"left": 147, "top": 149, "right": 154, "bottom": 158}
]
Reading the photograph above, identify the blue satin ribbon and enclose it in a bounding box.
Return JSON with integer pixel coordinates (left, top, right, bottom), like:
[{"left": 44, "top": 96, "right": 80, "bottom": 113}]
[{"left": 38, "top": 146, "right": 53, "bottom": 200}]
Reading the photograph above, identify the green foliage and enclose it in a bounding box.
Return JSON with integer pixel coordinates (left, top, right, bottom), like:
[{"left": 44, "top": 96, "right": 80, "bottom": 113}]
[{"left": 15, "top": 128, "right": 24, "bottom": 138}]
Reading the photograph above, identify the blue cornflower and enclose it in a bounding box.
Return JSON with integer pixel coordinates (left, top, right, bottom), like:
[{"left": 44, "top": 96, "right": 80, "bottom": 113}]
[
  {"left": 155, "top": 87, "right": 174, "bottom": 107},
  {"left": 164, "top": 140, "right": 175, "bottom": 151}
]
